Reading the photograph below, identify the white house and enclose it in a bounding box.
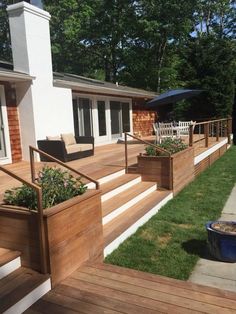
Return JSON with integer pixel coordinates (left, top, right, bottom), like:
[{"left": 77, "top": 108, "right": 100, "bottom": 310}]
[{"left": 0, "top": 1, "right": 156, "bottom": 165}]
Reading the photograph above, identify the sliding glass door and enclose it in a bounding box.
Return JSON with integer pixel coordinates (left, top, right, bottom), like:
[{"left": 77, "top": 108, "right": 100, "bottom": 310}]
[
  {"left": 110, "top": 101, "right": 130, "bottom": 139},
  {"left": 110, "top": 101, "right": 122, "bottom": 139},
  {"left": 73, "top": 97, "right": 93, "bottom": 137}
]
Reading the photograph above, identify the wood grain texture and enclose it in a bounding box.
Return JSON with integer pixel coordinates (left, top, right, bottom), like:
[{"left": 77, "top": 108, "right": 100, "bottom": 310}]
[
  {"left": 0, "top": 266, "right": 49, "bottom": 313},
  {"left": 103, "top": 190, "right": 171, "bottom": 246},
  {"left": 0, "top": 248, "right": 21, "bottom": 267},
  {"left": 25, "top": 262, "right": 236, "bottom": 314},
  {"left": 171, "top": 147, "right": 195, "bottom": 195},
  {"left": 45, "top": 191, "right": 104, "bottom": 286},
  {"left": 194, "top": 143, "right": 227, "bottom": 177},
  {"left": 0, "top": 209, "right": 41, "bottom": 271}
]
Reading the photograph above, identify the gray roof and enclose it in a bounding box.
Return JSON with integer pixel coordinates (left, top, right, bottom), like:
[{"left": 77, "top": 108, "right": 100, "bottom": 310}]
[
  {"left": 0, "top": 61, "right": 156, "bottom": 98},
  {"left": 53, "top": 72, "right": 156, "bottom": 99},
  {"left": 0, "top": 61, "right": 34, "bottom": 82}
]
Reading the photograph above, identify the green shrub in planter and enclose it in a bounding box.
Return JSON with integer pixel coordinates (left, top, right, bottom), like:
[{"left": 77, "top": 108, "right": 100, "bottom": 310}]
[
  {"left": 145, "top": 137, "right": 188, "bottom": 156},
  {"left": 3, "top": 166, "right": 87, "bottom": 210}
]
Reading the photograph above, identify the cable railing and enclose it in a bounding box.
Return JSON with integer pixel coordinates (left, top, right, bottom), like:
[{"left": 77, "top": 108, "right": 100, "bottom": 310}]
[
  {"left": 124, "top": 132, "right": 170, "bottom": 173},
  {"left": 189, "top": 118, "right": 232, "bottom": 147}
]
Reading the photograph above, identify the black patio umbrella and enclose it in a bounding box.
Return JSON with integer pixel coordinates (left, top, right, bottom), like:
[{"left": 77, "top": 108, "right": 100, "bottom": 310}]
[{"left": 147, "top": 89, "right": 203, "bottom": 108}]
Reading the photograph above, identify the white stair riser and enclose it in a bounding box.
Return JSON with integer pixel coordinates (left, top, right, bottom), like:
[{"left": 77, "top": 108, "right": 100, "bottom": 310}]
[
  {"left": 103, "top": 184, "right": 157, "bottom": 225},
  {"left": 104, "top": 192, "right": 173, "bottom": 257},
  {"left": 86, "top": 169, "right": 125, "bottom": 189},
  {"left": 0, "top": 257, "right": 21, "bottom": 280},
  {"left": 3, "top": 278, "right": 51, "bottom": 314},
  {"left": 102, "top": 177, "right": 141, "bottom": 202}
]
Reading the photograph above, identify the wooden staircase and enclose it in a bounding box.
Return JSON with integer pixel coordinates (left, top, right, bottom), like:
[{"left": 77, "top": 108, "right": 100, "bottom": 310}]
[
  {"left": 95, "top": 171, "right": 173, "bottom": 257},
  {"left": 0, "top": 248, "right": 51, "bottom": 314}
]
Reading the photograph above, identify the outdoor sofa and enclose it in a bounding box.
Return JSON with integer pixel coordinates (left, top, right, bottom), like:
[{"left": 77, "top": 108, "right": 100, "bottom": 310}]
[{"left": 37, "top": 133, "right": 94, "bottom": 162}]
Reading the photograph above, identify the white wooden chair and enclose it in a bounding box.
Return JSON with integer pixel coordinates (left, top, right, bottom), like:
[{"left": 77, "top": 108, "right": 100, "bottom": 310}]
[
  {"left": 158, "top": 122, "right": 174, "bottom": 143},
  {"left": 152, "top": 123, "right": 159, "bottom": 143},
  {"left": 178, "top": 120, "right": 195, "bottom": 136}
]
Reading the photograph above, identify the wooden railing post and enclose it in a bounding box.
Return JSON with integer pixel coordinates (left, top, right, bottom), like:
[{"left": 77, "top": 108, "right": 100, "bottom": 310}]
[
  {"left": 227, "top": 118, "right": 232, "bottom": 144},
  {"left": 189, "top": 124, "right": 193, "bottom": 147},
  {"left": 29, "top": 146, "right": 36, "bottom": 183},
  {"left": 125, "top": 132, "right": 128, "bottom": 173},
  {"left": 36, "top": 188, "right": 48, "bottom": 274},
  {"left": 204, "top": 123, "right": 209, "bottom": 147},
  {"left": 216, "top": 121, "right": 220, "bottom": 141}
]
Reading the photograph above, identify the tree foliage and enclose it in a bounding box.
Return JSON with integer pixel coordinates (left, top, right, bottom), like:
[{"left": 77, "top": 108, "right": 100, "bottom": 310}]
[{"left": 0, "top": 0, "right": 235, "bottom": 119}]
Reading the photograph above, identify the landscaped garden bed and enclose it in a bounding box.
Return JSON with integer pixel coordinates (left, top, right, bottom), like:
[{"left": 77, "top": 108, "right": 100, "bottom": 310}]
[{"left": 106, "top": 146, "right": 236, "bottom": 280}]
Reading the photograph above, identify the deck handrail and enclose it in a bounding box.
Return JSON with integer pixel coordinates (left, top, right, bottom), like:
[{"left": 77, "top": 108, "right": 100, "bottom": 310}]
[
  {"left": 29, "top": 146, "right": 100, "bottom": 190},
  {"left": 0, "top": 165, "right": 47, "bottom": 274},
  {"left": 189, "top": 117, "right": 232, "bottom": 147},
  {"left": 194, "top": 118, "right": 229, "bottom": 126},
  {"left": 124, "top": 132, "right": 170, "bottom": 173}
]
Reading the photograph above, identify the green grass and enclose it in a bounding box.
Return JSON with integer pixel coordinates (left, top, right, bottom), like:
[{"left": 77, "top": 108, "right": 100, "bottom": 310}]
[{"left": 105, "top": 146, "right": 236, "bottom": 280}]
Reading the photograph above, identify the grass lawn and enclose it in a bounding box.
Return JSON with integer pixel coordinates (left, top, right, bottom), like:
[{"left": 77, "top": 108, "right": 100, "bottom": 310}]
[{"left": 105, "top": 146, "right": 236, "bottom": 280}]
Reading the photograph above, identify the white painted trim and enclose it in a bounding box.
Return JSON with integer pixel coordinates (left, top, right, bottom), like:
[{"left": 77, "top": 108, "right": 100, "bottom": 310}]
[
  {"left": 0, "top": 85, "right": 12, "bottom": 165},
  {"left": 0, "top": 257, "right": 21, "bottom": 280},
  {"left": 7, "top": 2, "right": 51, "bottom": 21},
  {"left": 3, "top": 278, "right": 51, "bottom": 314},
  {"left": 104, "top": 192, "right": 173, "bottom": 257},
  {"left": 101, "top": 176, "right": 141, "bottom": 202},
  {"left": 103, "top": 184, "right": 157, "bottom": 225},
  {"left": 99, "top": 169, "right": 126, "bottom": 185},
  {"left": 194, "top": 139, "right": 228, "bottom": 165},
  {"left": 86, "top": 169, "right": 125, "bottom": 189}
]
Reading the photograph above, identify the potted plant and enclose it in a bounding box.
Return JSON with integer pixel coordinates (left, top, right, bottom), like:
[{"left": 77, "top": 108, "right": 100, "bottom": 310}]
[
  {"left": 206, "top": 221, "right": 236, "bottom": 262},
  {"left": 137, "top": 138, "right": 194, "bottom": 194},
  {"left": 0, "top": 166, "right": 103, "bottom": 285}
]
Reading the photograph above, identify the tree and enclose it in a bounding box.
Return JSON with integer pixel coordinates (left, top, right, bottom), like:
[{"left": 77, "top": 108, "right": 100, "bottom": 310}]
[
  {"left": 176, "top": 35, "right": 236, "bottom": 120},
  {"left": 194, "top": 0, "right": 236, "bottom": 38},
  {"left": 123, "top": 0, "right": 197, "bottom": 92},
  {"left": 0, "top": 0, "right": 13, "bottom": 61}
]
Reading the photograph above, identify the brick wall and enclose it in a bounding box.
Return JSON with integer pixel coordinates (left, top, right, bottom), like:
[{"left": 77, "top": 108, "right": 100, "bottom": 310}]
[
  {"left": 1, "top": 82, "right": 22, "bottom": 162},
  {"left": 132, "top": 98, "right": 157, "bottom": 137}
]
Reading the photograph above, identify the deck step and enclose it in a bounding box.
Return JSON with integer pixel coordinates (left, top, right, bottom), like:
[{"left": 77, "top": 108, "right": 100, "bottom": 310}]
[
  {"left": 101, "top": 174, "right": 141, "bottom": 202},
  {"left": 0, "top": 248, "right": 21, "bottom": 280},
  {"left": 102, "top": 181, "right": 157, "bottom": 225},
  {"left": 0, "top": 267, "right": 51, "bottom": 314},
  {"left": 104, "top": 190, "right": 173, "bottom": 256}
]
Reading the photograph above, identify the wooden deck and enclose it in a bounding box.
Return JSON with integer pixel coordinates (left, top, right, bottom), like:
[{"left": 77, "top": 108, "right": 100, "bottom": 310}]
[
  {"left": 0, "top": 136, "right": 227, "bottom": 198},
  {"left": 26, "top": 262, "right": 236, "bottom": 313}
]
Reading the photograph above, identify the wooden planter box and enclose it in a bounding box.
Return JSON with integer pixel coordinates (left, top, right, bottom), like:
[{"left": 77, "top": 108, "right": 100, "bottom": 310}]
[
  {"left": 137, "top": 147, "right": 194, "bottom": 194},
  {"left": 0, "top": 189, "right": 103, "bottom": 286}
]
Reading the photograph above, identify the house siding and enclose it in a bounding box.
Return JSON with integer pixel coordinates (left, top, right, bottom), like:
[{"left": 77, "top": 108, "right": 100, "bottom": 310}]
[
  {"left": 132, "top": 98, "right": 157, "bottom": 137},
  {"left": 1, "top": 82, "right": 22, "bottom": 162}
]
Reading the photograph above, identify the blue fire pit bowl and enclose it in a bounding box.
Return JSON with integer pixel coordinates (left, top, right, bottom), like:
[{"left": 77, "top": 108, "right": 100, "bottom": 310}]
[{"left": 206, "top": 221, "right": 236, "bottom": 262}]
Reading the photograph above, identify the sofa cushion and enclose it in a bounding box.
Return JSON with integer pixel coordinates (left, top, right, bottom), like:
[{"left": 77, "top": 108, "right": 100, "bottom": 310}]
[
  {"left": 46, "top": 135, "right": 61, "bottom": 141},
  {"left": 65, "top": 143, "right": 93, "bottom": 154},
  {"left": 79, "top": 144, "right": 93, "bottom": 152},
  {"left": 61, "top": 133, "right": 76, "bottom": 146}
]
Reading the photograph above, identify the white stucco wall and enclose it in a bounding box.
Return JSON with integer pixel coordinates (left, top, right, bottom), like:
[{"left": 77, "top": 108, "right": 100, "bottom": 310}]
[{"left": 7, "top": 2, "right": 74, "bottom": 160}]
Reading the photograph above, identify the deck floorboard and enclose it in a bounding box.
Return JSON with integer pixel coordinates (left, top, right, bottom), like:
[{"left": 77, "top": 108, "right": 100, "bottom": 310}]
[{"left": 25, "top": 262, "right": 236, "bottom": 313}]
